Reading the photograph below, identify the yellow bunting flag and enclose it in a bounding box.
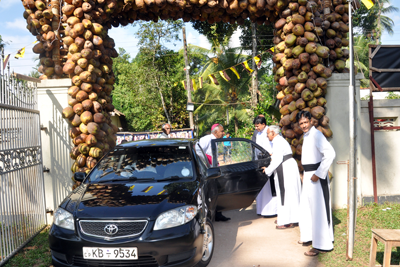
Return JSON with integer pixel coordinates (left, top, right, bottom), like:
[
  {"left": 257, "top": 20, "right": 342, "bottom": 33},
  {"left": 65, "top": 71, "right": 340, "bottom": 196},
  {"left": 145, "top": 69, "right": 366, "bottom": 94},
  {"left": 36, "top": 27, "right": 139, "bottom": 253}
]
[
  {"left": 3, "top": 54, "right": 10, "bottom": 70},
  {"left": 128, "top": 185, "right": 135, "bottom": 192},
  {"left": 219, "top": 70, "right": 231, "bottom": 82},
  {"left": 208, "top": 74, "right": 219, "bottom": 85},
  {"left": 142, "top": 186, "right": 153, "bottom": 193},
  {"left": 199, "top": 77, "right": 203, "bottom": 89},
  {"left": 182, "top": 80, "right": 186, "bottom": 89},
  {"left": 230, "top": 66, "right": 240, "bottom": 79},
  {"left": 174, "top": 82, "right": 178, "bottom": 86},
  {"left": 254, "top": 56, "right": 262, "bottom": 68},
  {"left": 14, "top": 47, "right": 25, "bottom": 59},
  {"left": 361, "top": 0, "right": 374, "bottom": 9},
  {"left": 270, "top": 47, "right": 274, "bottom": 52},
  {"left": 192, "top": 79, "right": 198, "bottom": 91},
  {"left": 242, "top": 61, "right": 254, "bottom": 73},
  {"left": 157, "top": 190, "right": 166, "bottom": 195}
]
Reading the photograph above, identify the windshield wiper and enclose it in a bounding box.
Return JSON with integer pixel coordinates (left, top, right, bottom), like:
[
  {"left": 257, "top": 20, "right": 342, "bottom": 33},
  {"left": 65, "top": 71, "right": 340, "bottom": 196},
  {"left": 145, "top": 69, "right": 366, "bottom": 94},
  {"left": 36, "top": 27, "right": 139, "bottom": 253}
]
[{"left": 157, "top": 176, "right": 191, "bottom": 182}]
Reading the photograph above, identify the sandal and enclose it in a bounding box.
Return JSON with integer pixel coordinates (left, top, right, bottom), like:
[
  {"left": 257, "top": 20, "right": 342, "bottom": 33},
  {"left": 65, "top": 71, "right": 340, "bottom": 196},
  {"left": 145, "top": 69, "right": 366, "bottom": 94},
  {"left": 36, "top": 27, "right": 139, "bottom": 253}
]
[
  {"left": 276, "top": 224, "right": 294, "bottom": 229},
  {"left": 298, "top": 240, "right": 312, "bottom": 246},
  {"left": 304, "top": 248, "right": 319, "bottom": 256}
]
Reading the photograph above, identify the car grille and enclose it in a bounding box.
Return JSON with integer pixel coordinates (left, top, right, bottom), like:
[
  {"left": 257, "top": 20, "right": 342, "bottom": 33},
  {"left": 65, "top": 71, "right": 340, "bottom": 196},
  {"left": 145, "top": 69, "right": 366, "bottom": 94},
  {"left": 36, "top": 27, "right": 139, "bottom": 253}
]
[
  {"left": 72, "top": 255, "right": 159, "bottom": 267},
  {"left": 79, "top": 220, "right": 148, "bottom": 239}
]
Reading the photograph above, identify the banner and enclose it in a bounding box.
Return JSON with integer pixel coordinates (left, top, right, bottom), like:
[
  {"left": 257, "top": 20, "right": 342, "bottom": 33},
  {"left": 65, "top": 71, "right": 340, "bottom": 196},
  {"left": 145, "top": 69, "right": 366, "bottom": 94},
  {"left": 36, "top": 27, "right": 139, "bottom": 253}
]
[{"left": 116, "top": 129, "right": 194, "bottom": 145}]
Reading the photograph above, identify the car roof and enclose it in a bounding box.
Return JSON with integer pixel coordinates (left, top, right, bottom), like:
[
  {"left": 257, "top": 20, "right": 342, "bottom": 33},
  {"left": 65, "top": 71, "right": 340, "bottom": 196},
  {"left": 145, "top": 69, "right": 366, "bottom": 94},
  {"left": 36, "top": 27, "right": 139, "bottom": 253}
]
[{"left": 116, "top": 138, "right": 195, "bottom": 148}]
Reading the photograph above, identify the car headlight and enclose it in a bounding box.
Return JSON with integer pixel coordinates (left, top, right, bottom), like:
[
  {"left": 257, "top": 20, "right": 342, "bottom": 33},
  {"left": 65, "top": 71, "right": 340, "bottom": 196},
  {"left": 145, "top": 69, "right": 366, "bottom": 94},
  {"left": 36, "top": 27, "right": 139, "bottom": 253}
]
[
  {"left": 53, "top": 208, "right": 75, "bottom": 231},
  {"left": 154, "top": 205, "right": 198, "bottom": 231}
]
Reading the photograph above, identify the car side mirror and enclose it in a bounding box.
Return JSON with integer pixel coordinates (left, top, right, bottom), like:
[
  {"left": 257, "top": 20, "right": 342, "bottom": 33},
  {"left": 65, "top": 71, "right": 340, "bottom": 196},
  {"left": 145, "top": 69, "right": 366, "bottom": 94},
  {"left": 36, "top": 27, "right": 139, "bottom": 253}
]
[
  {"left": 74, "top": 172, "right": 86, "bottom": 182},
  {"left": 206, "top": 168, "right": 221, "bottom": 179}
]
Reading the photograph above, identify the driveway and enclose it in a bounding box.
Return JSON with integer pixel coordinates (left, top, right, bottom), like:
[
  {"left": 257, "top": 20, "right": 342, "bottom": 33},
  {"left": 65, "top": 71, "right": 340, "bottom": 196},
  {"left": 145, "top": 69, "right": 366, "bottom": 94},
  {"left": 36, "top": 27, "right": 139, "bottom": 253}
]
[{"left": 209, "top": 202, "right": 323, "bottom": 267}]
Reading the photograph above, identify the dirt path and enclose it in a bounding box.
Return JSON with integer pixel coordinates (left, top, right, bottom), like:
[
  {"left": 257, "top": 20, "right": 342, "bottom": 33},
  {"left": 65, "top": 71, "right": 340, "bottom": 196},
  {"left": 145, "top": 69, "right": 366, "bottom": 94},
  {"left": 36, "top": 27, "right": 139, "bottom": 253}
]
[{"left": 209, "top": 202, "right": 324, "bottom": 267}]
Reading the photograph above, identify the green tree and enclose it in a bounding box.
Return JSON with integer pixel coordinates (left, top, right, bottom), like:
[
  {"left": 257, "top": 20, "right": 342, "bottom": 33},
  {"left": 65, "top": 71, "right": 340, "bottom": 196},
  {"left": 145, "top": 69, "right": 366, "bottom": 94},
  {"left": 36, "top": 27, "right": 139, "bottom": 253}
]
[
  {"left": 353, "top": 0, "right": 398, "bottom": 43},
  {"left": 187, "top": 42, "right": 270, "bottom": 136},
  {"left": 346, "top": 35, "right": 375, "bottom": 87}
]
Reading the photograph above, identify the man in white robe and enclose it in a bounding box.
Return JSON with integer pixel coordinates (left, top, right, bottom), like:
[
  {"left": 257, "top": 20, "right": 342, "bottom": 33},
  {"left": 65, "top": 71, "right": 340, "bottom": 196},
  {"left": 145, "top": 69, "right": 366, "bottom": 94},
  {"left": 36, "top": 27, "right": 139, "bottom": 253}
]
[
  {"left": 297, "top": 110, "right": 335, "bottom": 256},
  {"left": 262, "top": 125, "right": 301, "bottom": 229},
  {"left": 254, "top": 116, "right": 278, "bottom": 217}
]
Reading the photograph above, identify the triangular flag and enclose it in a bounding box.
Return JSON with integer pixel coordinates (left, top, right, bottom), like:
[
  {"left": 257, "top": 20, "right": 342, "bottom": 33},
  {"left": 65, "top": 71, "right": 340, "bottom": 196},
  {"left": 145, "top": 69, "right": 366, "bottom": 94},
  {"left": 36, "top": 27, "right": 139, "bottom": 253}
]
[
  {"left": 192, "top": 79, "right": 198, "bottom": 91},
  {"left": 15, "top": 47, "right": 25, "bottom": 59},
  {"left": 242, "top": 61, "right": 254, "bottom": 73},
  {"left": 182, "top": 80, "right": 186, "bottom": 89},
  {"left": 208, "top": 74, "right": 219, "bottom": 85},
  {"left": 254, "top": 56, "right": 262, "bottom": 68},
  {"left": 199, "top": 77, "right": 203, "bottom": 89},
  {"left": 3, "top": 54, "right": 10, "bottom": 70},
  {"left": 32, "top": 40, "right": 38, "bottom": 44},
  {"left": 219, "top": 70, "right": 231, "bottom": 82},
  {"left": 270, "top": 47, "right": 274, "bottom": 52},
  {"left": 361, "top": 0, "right": 374, "bottom": 9},
  {"left": 230, "top": 66, "right": 240, "bottom": 79},
  {"left": 174, "top": 82, "right": 178, "bottom": 86},
  {"left": 190, "top": 80, "right": 194, "bottom": 91}
]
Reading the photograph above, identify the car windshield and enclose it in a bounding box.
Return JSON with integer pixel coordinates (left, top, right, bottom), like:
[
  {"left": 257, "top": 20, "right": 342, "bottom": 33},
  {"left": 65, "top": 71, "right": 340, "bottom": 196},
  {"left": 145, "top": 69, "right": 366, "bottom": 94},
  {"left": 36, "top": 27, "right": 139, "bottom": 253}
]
[{"left": 86, "top": 145, "right": 194, "bottom": 183}]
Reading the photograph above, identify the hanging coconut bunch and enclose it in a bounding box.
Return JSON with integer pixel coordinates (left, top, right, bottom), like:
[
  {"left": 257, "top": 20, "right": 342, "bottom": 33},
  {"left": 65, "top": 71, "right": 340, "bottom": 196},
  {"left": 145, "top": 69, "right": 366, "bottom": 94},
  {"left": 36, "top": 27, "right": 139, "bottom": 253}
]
[
  {"left": 23, "top": 0, "right": 64, "bottom": 79},
  {"left": 272, "top": 0, "right": 350, "bottom": 171}
]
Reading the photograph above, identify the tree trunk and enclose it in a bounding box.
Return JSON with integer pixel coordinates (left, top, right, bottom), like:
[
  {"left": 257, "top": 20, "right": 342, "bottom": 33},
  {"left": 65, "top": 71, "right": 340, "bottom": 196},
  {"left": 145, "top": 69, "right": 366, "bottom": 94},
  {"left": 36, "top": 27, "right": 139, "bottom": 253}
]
[
  {"left": 234, "top": 115, "right": 239, "bottom": 135},
  {"left": 376, "top": 1, "right": 381, "bottom": 44}
]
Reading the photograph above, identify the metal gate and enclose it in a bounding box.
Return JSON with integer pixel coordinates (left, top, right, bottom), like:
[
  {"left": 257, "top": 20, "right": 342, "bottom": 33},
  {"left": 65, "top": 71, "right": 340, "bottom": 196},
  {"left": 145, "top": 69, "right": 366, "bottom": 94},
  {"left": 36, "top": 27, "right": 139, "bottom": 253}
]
[{"left": 0, "top": 53, "right": 47, "bottom": 266}]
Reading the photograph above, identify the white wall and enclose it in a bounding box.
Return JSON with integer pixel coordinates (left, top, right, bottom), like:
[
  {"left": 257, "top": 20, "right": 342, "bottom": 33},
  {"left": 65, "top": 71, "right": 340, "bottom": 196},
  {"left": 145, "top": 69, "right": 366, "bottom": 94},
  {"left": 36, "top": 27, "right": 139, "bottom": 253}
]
[
  {"left": 38, "top": 79, "right": 74, "bottom": 222},
  {"left": 325, "top": 73, "right": 363, "bottom": 209},
  {"left": 359, "top": 99, "right": 400, "bottom": 204}
]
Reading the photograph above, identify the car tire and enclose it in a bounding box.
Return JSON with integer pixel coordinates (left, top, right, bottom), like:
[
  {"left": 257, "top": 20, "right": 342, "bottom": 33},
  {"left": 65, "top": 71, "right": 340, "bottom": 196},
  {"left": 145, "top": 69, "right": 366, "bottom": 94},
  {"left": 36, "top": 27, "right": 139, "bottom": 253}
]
[{"left": 195, "top": 218, "right": 214, "bottom": 267}]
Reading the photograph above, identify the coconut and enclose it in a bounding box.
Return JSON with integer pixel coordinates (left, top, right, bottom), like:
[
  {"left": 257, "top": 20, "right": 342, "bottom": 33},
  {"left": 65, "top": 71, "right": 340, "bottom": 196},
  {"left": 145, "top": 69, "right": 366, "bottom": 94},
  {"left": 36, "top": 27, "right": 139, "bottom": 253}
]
[
  {"left": 305, "top": 42, "right": 317, "bottom": 53},
  {"left": 289, "top": 109, "right": 299, "bottom": 122},
  {"left": 280, "top": 115, "right": 291, "bottom": 126},
  {"left": 292, "top": 24, "right": 304, "bottom": 36},
  {"left": 280, "top": 105, "right": 290, "bottom": 116},
  {"left": 301, "top": 89, "right": 313, "bottom": 101},
  {"left": 319, "top": 115, "right": 330, "bottom": 127},
  {"left": 62, "top": 107, "right": 74, "bottom": 119},
  {"left": 297, "top": 71, "right": 308, "bottom": 83},
  {"left": 70, "top": 114, "right": 82, "bottom": 127},
  {"left": 294, "top": 83, "right": 306, "bottom": 94},
  {"left": 80, "top": 111, "right": 93, "bottom": 125},
  {"left": 87, "top": 122, "right": 100, "bottom": 134},
  {"left": 307, "top": 98, "right": 317, "bottom": 108},
  {"left": 82, "top": 99, "right": 93, "bottom": 111},
  {"left": 295, "top": 98, "right": 306, "bottom": 109},
  {"left": 311, "top": 106, "right": 325, "bottom": 119}
]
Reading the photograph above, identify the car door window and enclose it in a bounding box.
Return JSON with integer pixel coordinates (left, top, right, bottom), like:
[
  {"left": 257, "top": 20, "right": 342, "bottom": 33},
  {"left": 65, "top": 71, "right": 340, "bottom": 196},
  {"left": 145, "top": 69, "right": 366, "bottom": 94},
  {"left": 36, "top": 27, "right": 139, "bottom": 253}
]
[
  {"left": 214, "top": 140, "right": 253, "bottom": 166},
  {"left": 194, "top": 141, "right": 209, "bottom": 168}
]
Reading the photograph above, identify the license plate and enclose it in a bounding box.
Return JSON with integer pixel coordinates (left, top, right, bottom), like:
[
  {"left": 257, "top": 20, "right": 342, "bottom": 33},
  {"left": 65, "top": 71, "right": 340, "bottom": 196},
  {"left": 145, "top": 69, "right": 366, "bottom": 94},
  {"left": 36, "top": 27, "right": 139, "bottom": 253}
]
[{"left": 83, "top": 247, "right": 138, "bottom": 260}]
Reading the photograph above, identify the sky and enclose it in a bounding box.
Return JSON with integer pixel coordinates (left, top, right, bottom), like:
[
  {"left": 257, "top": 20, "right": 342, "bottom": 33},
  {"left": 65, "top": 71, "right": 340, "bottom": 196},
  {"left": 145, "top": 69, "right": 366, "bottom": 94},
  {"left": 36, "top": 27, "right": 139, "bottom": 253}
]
[{"left": 0, "top": 0, "right": 399, "bottom": 75}]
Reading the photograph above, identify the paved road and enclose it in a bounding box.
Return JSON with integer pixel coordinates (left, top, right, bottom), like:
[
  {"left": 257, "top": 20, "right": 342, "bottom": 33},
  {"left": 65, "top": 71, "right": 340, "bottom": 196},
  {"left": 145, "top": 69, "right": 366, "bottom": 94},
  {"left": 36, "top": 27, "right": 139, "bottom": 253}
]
[{"left": 209, "top": 202, "right": 323, "bottom": 267}]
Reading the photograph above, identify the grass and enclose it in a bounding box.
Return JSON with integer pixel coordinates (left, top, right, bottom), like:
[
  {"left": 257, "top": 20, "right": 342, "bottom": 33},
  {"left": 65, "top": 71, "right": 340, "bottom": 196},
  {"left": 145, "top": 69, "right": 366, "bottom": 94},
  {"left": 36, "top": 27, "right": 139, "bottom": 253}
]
[
  {"left": 2, "top": 226, "right": 52, "bottom": 267},
  {"left": 319, "top": 202, "right": 400, "bottom": 267}
]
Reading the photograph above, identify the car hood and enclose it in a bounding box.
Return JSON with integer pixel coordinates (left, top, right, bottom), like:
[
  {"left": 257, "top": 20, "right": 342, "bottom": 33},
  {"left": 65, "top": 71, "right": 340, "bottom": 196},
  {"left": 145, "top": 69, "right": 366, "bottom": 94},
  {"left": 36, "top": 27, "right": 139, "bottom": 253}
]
[{"left": 60, "top": 180, "right": 199, "bottom": 220}]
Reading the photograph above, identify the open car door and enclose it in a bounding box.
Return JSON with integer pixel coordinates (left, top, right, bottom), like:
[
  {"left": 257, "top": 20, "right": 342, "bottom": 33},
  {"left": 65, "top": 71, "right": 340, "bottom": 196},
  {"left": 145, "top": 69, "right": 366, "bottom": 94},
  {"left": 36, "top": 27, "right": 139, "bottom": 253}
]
[{"left": 210, "top": 138, "right": 271, "bottom": 211}]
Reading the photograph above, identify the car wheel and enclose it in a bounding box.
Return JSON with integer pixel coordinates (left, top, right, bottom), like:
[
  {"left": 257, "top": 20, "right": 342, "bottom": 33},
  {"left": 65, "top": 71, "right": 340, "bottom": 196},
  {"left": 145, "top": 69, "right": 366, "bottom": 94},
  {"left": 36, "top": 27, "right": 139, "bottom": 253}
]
[{"left": 195, "top": 218, "right": 214, "bottom": 267}]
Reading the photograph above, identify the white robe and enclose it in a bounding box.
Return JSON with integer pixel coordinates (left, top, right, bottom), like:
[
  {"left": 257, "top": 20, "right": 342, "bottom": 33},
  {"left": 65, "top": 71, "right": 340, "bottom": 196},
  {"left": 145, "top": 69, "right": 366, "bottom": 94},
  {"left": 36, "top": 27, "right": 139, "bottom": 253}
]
[
  {"left": 264, "top": 135, "right": 301, "bottom": 226},
  {"left": 195, "top": 134, "right": 216, "bottom": 163},
  {"left": 299, "top": 126, "right": 335, "bottom": 250},
  {"left": 255, "top": 126, "right": 278, "bottom": 216}
]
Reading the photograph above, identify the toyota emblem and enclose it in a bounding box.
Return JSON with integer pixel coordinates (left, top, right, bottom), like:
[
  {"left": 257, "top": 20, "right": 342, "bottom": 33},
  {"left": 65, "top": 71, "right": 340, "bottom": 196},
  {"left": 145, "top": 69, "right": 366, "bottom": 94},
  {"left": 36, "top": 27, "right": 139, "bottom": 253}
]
[{"left": 104, "top": 224, "right": 118, "bottom": 235}]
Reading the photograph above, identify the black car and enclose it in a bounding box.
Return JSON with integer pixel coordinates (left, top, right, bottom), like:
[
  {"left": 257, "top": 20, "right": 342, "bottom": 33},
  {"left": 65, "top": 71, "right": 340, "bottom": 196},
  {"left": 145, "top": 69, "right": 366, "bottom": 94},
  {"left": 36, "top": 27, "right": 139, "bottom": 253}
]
[{"left": 49, "top": 138, "right": 271, "bottom": 267}]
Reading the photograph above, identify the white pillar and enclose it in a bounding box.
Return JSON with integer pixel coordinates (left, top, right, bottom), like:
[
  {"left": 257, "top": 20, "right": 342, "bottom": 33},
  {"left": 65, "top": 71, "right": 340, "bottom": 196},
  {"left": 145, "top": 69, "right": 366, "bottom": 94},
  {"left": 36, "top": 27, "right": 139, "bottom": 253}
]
[
  {"left": 325, "top": 73, "right": 363, "bottom": 209},
  {"left": 37, "top": 79, "right": 73, "bottom": 223}
]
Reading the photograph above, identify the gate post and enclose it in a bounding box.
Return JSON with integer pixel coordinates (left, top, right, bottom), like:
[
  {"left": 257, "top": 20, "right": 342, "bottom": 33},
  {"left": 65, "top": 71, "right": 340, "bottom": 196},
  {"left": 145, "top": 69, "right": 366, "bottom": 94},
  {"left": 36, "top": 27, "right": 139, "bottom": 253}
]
[
  {"left": 37, "top": 79, "right": 74, "bottom": 223},
  {"left": 325, "top": 73, "right": 364, "bottom": 210}
]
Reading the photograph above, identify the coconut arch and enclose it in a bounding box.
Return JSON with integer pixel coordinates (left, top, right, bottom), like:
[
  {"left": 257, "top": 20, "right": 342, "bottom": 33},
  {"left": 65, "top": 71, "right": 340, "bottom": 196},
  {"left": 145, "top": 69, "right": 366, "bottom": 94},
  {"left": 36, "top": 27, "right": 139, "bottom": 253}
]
[{"left": 21, "top": 0, "right": 349, "bottom": 180}]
